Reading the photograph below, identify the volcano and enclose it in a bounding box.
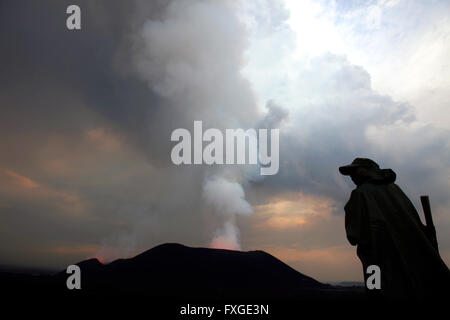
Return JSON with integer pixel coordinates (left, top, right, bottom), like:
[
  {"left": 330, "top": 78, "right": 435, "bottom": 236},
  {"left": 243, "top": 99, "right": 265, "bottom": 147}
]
[
  {"left": 3, "top": 243, "right": 365, "bottom": 302},
  {"left": 56, "top": 243, "right": 330, "bottom": 299}
]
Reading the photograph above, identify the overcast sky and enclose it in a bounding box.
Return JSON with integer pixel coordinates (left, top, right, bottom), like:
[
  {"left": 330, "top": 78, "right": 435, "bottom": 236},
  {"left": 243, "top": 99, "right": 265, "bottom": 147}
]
[{"left": 0, "top": 0, "right": 449, "bottom": 282}]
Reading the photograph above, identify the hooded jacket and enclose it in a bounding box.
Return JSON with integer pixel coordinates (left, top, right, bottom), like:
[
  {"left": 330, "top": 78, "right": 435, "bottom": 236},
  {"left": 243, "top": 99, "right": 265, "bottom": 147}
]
[{"left": 344, "top": 168, "right": 450, "bottom": 300}]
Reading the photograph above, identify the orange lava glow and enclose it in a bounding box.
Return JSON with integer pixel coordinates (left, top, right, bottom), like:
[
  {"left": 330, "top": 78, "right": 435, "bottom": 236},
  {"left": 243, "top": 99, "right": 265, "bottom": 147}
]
[{"left": 210, "top": 237, "right": 240, "bottom": 250}]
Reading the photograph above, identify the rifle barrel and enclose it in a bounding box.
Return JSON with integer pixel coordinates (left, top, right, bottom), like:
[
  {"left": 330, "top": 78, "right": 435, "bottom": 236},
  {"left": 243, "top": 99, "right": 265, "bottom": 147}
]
[
  {"left": 420, "top": 195, "right": 440, "bottom": 254},
  {"left": 420, "top": 195, "right": 434, "bottom": 228}
]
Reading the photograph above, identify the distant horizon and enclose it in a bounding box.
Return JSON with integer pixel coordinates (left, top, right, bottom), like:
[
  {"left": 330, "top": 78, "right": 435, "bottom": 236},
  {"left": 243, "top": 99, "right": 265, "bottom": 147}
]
[{"left": 0, "top": 242, "right": 367, "bottom": 284}]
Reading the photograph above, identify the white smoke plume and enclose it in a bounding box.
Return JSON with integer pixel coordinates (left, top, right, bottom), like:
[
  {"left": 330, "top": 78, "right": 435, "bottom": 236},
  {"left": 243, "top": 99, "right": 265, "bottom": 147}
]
[
  {"left": 132, "top": 0, "right": 263, "bottom": 251},
  {"left": 202, "top": 176, "right": 253, "bottom": 250}
]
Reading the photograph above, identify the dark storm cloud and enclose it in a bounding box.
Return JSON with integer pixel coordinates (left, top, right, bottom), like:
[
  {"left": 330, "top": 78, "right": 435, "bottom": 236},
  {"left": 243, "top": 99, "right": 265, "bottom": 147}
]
[
  {"left": 0, "top": 0, "right": 263, "bottom": 267},
  {"left": 0, "top": 0, "right": 174, "bottom": 166},
  {"left": 0, "top": 0, "right": 182, "bottom": 267}
]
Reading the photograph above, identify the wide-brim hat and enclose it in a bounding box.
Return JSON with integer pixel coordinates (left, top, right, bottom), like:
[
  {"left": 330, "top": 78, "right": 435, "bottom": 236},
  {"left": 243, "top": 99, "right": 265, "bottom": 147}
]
[{"left": 339, "top": 158, "right": 380, "bottom": 175}]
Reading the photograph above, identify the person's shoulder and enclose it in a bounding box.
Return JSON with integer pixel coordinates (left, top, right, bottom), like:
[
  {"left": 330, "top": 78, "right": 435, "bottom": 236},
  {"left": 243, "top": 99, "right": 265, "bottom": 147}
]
[
  {"left": 354, "top": 183, "right": 382, "bottom": 199},
  {"left": 348, "top": 187, "right": 365, "bottom": 201},
  {"left": 358, "top": 181, "right": 388, "bottom": 191},
  {"left": 355, "top": 184, "right": 370, "bottom": 193},
  {"left": 345, "top": 188, "right": 365, "bottom": 212}
]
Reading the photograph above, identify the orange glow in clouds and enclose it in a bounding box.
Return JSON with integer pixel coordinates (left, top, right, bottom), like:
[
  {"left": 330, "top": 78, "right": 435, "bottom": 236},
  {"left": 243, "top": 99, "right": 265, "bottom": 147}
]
[
  {"left": 2, "top": 169, "right": 40, "bottom": 189},
  {"left": 254, "top": 192, "right": 336, "bottom": 230}
]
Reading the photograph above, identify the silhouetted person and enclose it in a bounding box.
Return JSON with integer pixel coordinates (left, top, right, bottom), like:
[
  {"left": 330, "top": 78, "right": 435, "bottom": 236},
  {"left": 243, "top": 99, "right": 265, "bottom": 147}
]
[{"left": 339, "top": 158, "right": 450, "bottom": 300}]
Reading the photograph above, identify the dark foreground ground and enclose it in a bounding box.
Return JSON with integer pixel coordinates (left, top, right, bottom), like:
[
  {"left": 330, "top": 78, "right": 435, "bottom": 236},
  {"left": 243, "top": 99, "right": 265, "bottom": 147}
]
[{"left": 3, "top": 243, "right": 427, "bottom": 317}]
